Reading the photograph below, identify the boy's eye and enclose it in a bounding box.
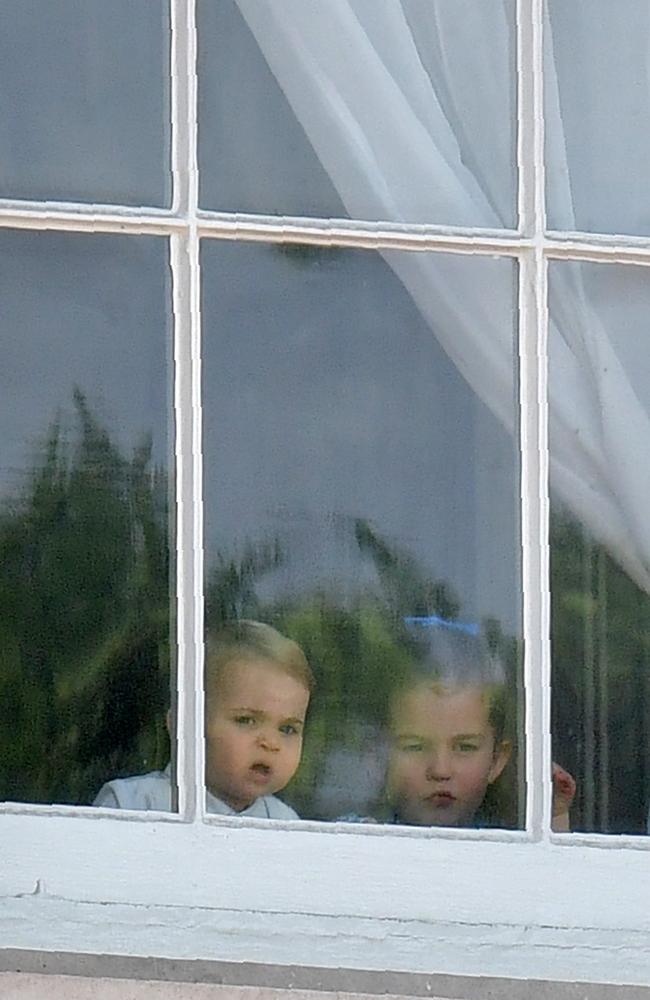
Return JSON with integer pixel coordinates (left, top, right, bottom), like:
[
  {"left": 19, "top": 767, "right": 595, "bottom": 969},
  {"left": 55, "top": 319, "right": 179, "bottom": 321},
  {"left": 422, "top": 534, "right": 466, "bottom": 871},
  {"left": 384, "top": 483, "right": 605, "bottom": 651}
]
[
  {"left": 279, "top": 723, "right": 300, "bottom": 736},
  {"left": 234, "top": 715, "right": 256, "bottom": 727},
  {"left": 455, "top": 742, "right": 480, "bottom": 753},
  {"left": 400, "top": 741, "right": 425, "bottom": 753}
]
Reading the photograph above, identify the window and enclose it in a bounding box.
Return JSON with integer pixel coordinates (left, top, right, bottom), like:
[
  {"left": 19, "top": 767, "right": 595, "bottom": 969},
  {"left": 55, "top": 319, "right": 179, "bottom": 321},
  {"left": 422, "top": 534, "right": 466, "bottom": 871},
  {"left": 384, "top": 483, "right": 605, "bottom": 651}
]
[{"left": 2, "top": 0, "right": 650, "bottom": 989}]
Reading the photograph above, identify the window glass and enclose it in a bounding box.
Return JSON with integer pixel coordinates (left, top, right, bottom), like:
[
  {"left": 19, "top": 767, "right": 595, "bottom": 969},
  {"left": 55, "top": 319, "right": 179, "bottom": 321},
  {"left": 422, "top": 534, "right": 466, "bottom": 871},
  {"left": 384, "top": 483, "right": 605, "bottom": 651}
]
[
  {"left": 546, "top": 0, "right": 650, "bottom": 236},
  {"left": 549, "top": 260, "right": 650, "bottom": 833},
  {"left": 0, "top": 0, "right": 170, "bottom": 207},
  {"left": 201, "top": 240, "right": 523, "bottom": 828},
  {"left": 0, "top": 229, "right": 175, "bottom": 808},
  {"left": 198, "top": 0, "right": 517, "bottom": 228}
]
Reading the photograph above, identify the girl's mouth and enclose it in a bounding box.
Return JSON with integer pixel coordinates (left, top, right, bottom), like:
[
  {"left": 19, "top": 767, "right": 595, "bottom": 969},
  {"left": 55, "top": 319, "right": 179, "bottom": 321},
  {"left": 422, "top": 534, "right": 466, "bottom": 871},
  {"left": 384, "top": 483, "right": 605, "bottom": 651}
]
[{"left": 425, "top": 792, "right": 455, "bottom": 806}]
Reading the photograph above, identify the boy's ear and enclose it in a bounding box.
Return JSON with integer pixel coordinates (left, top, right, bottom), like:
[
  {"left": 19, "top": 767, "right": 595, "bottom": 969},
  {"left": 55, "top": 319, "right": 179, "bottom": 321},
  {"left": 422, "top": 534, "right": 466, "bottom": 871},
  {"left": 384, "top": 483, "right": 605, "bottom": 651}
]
[{"left": 487, "top": 739, "right": 512, "bottom": 785}]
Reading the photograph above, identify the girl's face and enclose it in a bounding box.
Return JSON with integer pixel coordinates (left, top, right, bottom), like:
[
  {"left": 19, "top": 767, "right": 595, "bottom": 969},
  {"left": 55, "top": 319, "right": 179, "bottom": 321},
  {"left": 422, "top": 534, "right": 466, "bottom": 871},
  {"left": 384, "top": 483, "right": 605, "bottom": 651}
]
[{"left": 387, "top": 682, "right": 510, "bottom": 827}]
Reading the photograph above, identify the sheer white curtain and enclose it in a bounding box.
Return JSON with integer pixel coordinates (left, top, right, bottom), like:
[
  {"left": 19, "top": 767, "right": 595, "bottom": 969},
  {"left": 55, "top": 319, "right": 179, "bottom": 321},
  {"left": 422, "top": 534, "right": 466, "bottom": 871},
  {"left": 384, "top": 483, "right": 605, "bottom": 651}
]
[
  {"left": 235, "top": 0, "right": 650, "bottom": 592},
  {"left": 545, "top": 1, "right": 650, "bottom": 593}
]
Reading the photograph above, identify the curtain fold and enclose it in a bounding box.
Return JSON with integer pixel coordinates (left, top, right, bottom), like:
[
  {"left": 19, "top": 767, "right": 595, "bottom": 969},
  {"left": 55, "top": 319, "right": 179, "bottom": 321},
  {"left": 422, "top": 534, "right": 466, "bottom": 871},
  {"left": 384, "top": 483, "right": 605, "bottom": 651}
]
[{"left": 235, "top": 0, "right": 650, "bottom": 591}]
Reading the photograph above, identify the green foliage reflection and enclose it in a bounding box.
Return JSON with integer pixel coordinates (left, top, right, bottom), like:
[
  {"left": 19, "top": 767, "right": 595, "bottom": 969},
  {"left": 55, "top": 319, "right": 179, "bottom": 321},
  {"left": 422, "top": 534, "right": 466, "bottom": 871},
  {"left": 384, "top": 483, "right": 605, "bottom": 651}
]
[
  {"left": 0, "top": 391, "right": 170, "bottom": 804},
  {"left": 1, "top": 394, "right": 522, "bottom": 824}
]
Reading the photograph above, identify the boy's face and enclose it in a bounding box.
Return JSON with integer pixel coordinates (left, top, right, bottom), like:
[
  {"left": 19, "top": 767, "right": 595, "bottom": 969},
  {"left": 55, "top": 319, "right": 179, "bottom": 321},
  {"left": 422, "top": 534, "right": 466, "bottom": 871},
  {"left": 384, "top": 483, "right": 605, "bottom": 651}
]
[
  {"left": 387, "top": 683, "right": 510, "bottom": 828},
  {"left": 205, "top": 657, "right": 309, "bottom": 812}
]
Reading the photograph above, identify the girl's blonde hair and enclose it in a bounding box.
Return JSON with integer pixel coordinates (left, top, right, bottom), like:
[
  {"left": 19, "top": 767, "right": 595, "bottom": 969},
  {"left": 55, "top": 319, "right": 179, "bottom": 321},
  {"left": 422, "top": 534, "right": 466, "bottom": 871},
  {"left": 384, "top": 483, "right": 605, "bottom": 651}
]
[{"left": 395, "top": 625, "right": 508, "bottom": 741}]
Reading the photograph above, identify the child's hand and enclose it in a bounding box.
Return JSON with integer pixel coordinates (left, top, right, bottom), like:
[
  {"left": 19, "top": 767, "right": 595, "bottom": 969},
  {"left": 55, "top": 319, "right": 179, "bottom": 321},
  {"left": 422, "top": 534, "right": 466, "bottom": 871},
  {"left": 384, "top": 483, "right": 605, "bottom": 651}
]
[{"left": 551, "top": 762, "right": 576, "bottom": 832}]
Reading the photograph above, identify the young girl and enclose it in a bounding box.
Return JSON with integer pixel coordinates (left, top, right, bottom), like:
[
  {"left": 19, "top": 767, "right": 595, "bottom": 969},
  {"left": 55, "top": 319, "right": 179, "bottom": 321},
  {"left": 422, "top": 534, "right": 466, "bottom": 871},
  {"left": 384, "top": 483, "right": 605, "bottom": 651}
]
[{"left": 378, "top": 623, "right": 574, "bottom": 829}]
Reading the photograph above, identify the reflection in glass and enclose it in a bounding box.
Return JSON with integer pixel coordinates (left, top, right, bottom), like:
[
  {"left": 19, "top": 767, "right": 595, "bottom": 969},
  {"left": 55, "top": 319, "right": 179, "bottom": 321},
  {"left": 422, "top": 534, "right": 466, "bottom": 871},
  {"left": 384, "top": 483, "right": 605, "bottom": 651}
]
[
  {"left": 0, "top": 230, "right": 174, "bottom": 807},
  {"left": 0, "top": 1, "right": 170, "bottom": 206},
  {"left": 198, "top": 0, "right": 517, "bottom": 227},
  {"left": 201, "top": 241, "right": 523, "bottom": 827},
  {"left": 546, "top": 0, "right": 650, "bottom": 235},
  {"left": 549, "top": 261, "right": 650, "bottom": 833}
]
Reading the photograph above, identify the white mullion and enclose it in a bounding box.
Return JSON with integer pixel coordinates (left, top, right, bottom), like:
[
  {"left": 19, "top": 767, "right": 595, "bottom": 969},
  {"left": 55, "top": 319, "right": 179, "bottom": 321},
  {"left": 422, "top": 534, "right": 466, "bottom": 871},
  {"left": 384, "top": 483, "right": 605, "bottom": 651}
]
[
  {"left": 198, "top": 212, "right": 524, "bottom": 253},
  {"left": 170, "top": 228, "right": 200, "bottom": 821},
  {"left": 170, "top": 0, "right": 190, "bottom": 217},
  {"left": 545, "top": 239, "right": 650, "bottom": 267},
  {"left": 517, "top": 0, "right": 552, "bottom": 841},
  {"left": 547, "top": 228, "right": 650, "bottom": 252},
  {"left": 168, "top": 0, "right": 204, "bottom": 823},
  {"left": 169, "top": 0, "right": 193, "bottom": 820},
  {"left": 517, "top": 0, "right": 536, "bottom": 237},
  {"left": 187, "top": 0, "right": 206, "bottom": 823},
  {"left": 198, "top": 209, "right": 520, "bottom": 241},
  {"left": 198, "top": 217, "right": 527, "bottom": 256},
  {"left": 0, "top": 204, "right": 183, "bottom": 236}
]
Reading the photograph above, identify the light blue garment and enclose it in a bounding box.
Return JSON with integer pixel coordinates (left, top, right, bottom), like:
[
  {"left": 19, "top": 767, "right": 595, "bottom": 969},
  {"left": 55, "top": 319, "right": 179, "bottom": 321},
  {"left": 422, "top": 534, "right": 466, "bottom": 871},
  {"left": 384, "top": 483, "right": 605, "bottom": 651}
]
[{"left": 93, "top": 764, "right": 299, "bottom": 819}]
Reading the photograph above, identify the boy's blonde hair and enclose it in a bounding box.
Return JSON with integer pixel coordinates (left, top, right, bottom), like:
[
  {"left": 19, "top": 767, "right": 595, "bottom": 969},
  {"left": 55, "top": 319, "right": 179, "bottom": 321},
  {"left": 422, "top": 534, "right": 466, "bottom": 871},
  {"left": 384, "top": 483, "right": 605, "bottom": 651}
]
[{"left": 205, "top": 620, "right": 315, "bottom": 704}]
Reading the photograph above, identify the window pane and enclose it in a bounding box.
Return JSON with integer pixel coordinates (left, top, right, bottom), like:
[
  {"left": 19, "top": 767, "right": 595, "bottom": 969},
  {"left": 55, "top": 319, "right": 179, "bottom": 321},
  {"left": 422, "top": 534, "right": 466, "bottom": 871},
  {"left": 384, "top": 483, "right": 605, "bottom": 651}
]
[
  {"left": 201, "top": 241, "right": 523, "bottom": 829},
  {"left": 198, "top": 0, "right": 517, "bottom": 228},
  {"left": 549, "top": 261, "right": 650, "bottom": 833},
  {"left": 0, "top": 1, "right": 170, "bottom": 207},
  {"left": 546, "top": 0, "right": 650, "bottom": 235},
  {"left": 0, "top": 230, "right": 175, "bottom": 809}
]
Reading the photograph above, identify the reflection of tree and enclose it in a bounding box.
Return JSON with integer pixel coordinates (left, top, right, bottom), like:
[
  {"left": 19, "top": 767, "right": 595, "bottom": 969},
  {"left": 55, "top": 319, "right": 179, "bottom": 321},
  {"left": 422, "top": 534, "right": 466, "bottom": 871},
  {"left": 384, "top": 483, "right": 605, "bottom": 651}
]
[
  {"left": 0, "top": 391, "right": 169, "bottom": 805},
  {"left": 2, "top": 393, "right": 524, "bottom": 823},
  {"left": 206, "top": 539, "right": 282, "bottom": 624},
  {"left": 205, "top": 519, "right": 521, "bottom": 823},
  {"left": 354, "top": 519, "right": 460, "bottom": 621},
  {"left": 7, "top": 395, "right": 646, "bottom": 829},
  {"left": 551, "top": 508, "right": 650, "bottom": 834}
]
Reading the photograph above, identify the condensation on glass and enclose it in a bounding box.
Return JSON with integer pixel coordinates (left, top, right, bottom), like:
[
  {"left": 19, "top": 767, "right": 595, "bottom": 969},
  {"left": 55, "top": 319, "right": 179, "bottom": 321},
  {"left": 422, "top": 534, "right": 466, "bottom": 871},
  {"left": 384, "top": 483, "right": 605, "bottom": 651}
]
[
  {"left": 549, "top": 260, "right": 650, "bottom": 834},
  {"left": 0, "top": 0, "right": 171, "bottom": 207},
  {"left": 0, "top": 229, "right": 175, "bottom": 809},
  {"left": 200, "top": 241, "right": 524, "bottom": 828},
  {"left": 545, "top": 0, "right": 650, "bottom": 236},
  {"left": 197, "top": 0, "right": 517, "bottom": 228}
]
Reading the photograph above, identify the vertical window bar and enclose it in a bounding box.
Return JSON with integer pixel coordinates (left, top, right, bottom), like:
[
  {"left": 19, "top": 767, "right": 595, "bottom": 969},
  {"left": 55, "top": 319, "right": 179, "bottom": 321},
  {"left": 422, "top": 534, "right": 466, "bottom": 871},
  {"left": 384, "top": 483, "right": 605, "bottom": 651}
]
[
  {"left": 170, "top": 0, "right": 189, "bottom": 215},
  {"left": 170, "top": 0, "right": 205, "bottom": 821},
  {"left": 517, "top": 0, "right": 553, "bottom": 839},
  {"left": 582, "top": 532, "right": 596, "bottom": 830},
  {"left": 597, "top": 550, "right": 610, "bottom": 832}
]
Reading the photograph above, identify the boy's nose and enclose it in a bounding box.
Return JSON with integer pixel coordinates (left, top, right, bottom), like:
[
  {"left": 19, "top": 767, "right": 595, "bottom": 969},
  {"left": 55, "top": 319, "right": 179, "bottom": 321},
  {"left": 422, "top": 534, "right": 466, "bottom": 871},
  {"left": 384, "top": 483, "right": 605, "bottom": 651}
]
[{"left": 257, "top": 730, "right": 280, "bottom": 752}]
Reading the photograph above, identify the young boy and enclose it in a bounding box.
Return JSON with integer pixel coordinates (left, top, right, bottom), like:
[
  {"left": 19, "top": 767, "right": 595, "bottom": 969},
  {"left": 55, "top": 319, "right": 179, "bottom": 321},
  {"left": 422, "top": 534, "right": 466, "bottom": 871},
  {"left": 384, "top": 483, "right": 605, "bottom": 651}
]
[
  {"left": 384, "top": 625, "right": 574, "bottom": 829},
  {"left": 94, "top": 620, "right": 314, "bottom": 819}
]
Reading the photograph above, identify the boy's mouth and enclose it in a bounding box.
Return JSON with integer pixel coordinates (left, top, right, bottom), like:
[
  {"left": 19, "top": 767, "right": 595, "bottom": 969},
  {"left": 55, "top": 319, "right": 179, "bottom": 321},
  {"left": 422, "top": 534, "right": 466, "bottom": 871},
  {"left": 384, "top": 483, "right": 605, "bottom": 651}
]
[{"left": 249, "top": 762, "right": 272, "bottom": 783}]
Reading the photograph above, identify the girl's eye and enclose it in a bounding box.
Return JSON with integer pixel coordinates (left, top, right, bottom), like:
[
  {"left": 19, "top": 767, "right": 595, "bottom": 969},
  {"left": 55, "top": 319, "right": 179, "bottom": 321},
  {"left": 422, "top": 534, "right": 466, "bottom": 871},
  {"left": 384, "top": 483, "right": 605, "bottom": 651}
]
[
  {"left": 279, "top": 723, "right": 300, "bottom": 736},
  {"left": 401, "top": 742, "right": 424, "bottom": 753},
  {"left": 234, "top": 716, "right": 256, "bottom": 726},
  {"left": 456, "top": 742, "right": 480, "bottom": 753}
]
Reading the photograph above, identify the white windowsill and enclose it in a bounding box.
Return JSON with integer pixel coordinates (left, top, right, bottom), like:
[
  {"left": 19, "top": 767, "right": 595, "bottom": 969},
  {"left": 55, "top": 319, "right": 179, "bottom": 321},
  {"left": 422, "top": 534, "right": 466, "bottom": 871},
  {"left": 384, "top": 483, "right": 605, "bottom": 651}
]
[{"left": 3, "top": 810, "right": 650, "bottom": 987}]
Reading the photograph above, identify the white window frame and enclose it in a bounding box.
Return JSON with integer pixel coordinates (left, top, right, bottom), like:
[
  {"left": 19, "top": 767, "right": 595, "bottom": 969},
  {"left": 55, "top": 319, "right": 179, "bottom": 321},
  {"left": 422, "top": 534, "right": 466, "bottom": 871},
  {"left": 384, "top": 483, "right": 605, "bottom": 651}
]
[{"left": 2, "top": 0, "right": 650, "bottom": 987}]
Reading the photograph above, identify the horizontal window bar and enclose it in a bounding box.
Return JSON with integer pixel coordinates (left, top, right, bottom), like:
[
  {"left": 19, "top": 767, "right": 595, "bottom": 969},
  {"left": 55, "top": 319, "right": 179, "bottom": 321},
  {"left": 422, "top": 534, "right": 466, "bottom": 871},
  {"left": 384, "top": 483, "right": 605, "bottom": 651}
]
[
  {"left": 201, "top": 813, "right": 534, "bottom": 843},
  {"left": 545, "top": 233, "right": 650, "bottom": 265},
  {"left": 197, "top": 218, "right": 528, "bottom": 254},
  {"left": 0, "top": 802, "right": 184, "bottom": 823},
  {"left": 6, "top": 202, "right": 650, "bottom": 265},
  {"left": 0, "top": 202, "right": 186, "bottom": 235},
  {"left": 551, "top": 831, "right": 650, "bottom": 852}
]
